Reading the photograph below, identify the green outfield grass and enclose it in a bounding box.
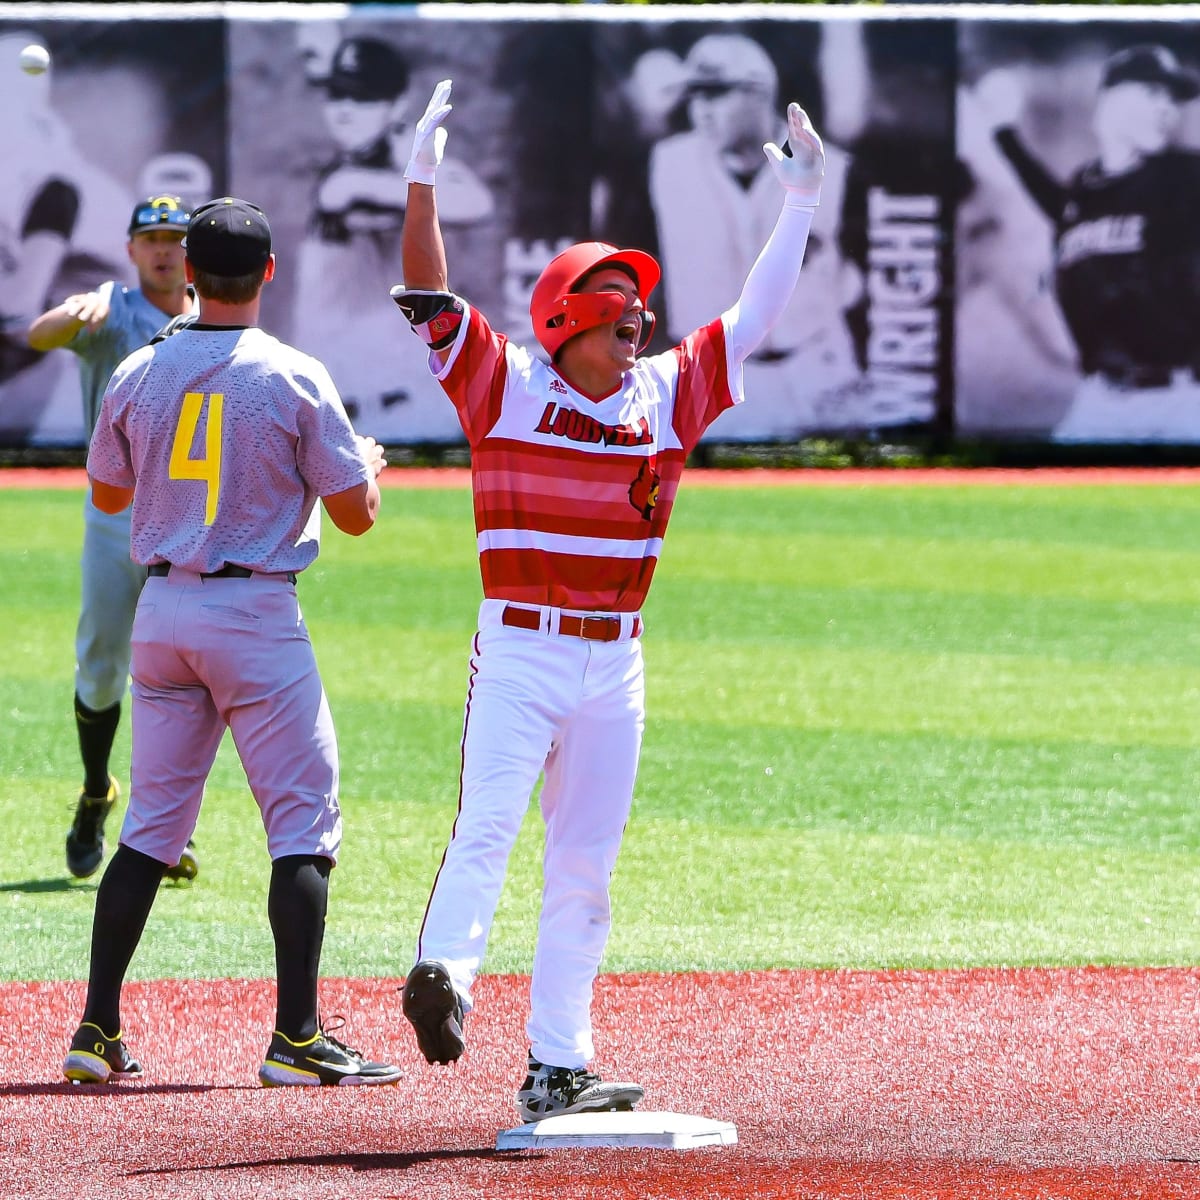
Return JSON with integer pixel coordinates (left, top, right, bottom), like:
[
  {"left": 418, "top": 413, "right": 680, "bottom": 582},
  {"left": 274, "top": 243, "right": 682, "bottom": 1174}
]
[{"left": 2, "top": 479, "right": 1200, "bottom": 982}]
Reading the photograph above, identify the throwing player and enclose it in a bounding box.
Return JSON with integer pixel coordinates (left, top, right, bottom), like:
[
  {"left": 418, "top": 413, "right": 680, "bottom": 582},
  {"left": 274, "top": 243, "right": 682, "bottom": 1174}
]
[
  {"left": 985, "top": 43, "right": 1200, "bottom": 441},
  {"left": 62, "top": 196, "right": 398, "bottom": 1088},
  {"left": 393, "top": 80, "right": 823, "bottom": 1121},
  {"left": 26, "top": 195, "right": 199, "bottom": 883}
]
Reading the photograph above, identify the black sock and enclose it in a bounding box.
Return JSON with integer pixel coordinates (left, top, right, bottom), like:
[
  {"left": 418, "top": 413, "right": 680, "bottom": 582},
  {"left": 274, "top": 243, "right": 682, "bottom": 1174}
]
[
  {"left": 74, "top": 693, "right": 121, "bottom": 799},
  {"left": 81, "top": 845, "right": 165, "bottom": 1033},
  {"left": 268, "top": 855, "right": 331, "bottom": 1042}
]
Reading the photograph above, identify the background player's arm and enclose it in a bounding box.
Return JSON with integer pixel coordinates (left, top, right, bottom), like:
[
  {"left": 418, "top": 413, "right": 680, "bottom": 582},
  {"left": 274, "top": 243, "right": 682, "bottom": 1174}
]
[
  {"left": 27, "top": 284, "right": 113, "bottom": 352},
  {"left": 992, "top": 129, "right": 1068, "bottom": 223},
  {"left": 969, "top": 67, "right": 1068, "bottom": 222},
  {"left": 321, "top": 435, "right": 385, "bottom": 536}
]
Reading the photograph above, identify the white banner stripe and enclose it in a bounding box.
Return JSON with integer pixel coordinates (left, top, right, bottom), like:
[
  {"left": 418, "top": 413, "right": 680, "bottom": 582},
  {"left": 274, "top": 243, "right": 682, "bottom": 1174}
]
[{"left": 477, "top": 529, "right": 663, "bottom": 560}]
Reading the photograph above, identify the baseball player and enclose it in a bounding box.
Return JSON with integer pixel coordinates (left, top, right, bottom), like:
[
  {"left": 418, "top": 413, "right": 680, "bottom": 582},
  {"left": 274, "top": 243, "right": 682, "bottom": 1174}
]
[
  {"left": 26, "top": 194, "right": 199, "bottom": 883},
  {"left": 989, "top": 43, "right": 1200, "bottom": 441},
  {"left": 63, "top": 196, "right": 397, "bottom": 1088},
  {"left": 393, "top": 80, "right": 823, "bottom": 1122}
]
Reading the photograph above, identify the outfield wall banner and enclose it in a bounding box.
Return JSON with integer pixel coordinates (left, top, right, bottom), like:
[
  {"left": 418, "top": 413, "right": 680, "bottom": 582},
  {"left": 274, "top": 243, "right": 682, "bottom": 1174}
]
[
  {"left": 0, "top": 13, "right": 226, "bottom": 447},
  {"left": 1, "top": 5, "right": 1198, "bottom": 449}
]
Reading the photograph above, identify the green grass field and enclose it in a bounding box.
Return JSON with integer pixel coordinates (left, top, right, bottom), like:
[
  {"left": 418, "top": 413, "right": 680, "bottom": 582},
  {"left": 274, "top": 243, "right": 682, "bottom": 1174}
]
[{"left": 3, "top": 479, "right": 1200, "bottom": 983}]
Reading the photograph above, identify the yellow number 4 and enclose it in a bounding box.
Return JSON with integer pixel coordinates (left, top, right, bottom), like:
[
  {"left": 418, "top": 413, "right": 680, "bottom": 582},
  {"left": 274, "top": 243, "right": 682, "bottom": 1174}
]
[{"left": 169, "top": 391, "right": 224, "bottom": 525}]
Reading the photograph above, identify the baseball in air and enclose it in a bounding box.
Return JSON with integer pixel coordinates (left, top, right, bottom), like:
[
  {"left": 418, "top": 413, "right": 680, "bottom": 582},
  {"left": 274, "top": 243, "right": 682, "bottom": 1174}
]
[{"left": 19, "top": 44, "right": 50, "bottom": 75}]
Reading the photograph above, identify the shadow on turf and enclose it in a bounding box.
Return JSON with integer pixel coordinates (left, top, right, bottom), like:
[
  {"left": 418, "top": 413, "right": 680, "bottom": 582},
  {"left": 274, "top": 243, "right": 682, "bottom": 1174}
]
[
  {"left": 0, "top": 1082, "right": 238, "bottom": 1096},
  {"left": 127, "top": 1148, "right": 512, "bottom": 1177},
  {"left": 0, "top": 879, "right": 91, "bottom": 894}
]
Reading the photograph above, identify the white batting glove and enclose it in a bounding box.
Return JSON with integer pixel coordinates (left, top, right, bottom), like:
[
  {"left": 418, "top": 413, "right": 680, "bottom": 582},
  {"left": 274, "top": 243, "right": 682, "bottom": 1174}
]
[
  {"left": 404, "top": 79, "right": 453, "bottom": 187},
  {"left": 762, "top": 102, "right": 825, "bottom": 209}
]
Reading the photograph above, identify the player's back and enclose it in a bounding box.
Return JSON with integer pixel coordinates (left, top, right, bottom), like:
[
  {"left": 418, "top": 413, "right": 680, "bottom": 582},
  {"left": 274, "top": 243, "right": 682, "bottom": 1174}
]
[{"left": 99, "top": 325, "right": 353, "bottom": 575}]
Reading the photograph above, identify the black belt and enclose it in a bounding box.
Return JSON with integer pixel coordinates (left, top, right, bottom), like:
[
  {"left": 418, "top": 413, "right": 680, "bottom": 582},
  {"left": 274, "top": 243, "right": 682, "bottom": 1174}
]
[{"left": 147, "top": 563, "right": 297, "bottom": 584}]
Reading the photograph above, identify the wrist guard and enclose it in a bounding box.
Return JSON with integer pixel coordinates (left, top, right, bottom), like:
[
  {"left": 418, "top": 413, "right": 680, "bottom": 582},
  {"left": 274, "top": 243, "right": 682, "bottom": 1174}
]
[{"left": 390, "top": 287, "right": 464, "bottom": 350}]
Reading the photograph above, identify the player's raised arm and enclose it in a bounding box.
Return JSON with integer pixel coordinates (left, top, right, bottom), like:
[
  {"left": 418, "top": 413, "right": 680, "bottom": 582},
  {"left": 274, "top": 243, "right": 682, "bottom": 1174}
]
[
  {"left": 401, "top": 79, "right": 452, "bottom": 291},
  {"left": 392, "top": 79, "right": 460, "bottom": 366},
  {"left": 724, "top": 101, "right": 825, "bottom": 364}
]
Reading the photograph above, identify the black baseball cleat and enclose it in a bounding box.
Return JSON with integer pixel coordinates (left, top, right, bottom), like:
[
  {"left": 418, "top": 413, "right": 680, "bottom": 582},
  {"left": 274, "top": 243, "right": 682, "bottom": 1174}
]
[
  {"left": 402, "top": 959, "right": 466, "bottom": 1064},
  {"left": 63, "top": 1022, "right": 143, "bottom": 1084},
  {"left": 258, "top": 1020, "right": 402, "bottom": 1087},
  {"left": 65, "top": 777, "right": 119, "bottom": 879},
  {"left": 163, "top": 839, "right": 199, "bottom": 883},
  {"left": 516, "top": 1053, "right": 644, "bottom": 1123}
]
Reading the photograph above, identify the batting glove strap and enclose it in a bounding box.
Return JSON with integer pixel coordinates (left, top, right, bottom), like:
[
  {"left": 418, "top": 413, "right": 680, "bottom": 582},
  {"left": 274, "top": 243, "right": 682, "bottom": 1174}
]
[{"left": 390, "top": 287, "right": 465, "bottom": 350}]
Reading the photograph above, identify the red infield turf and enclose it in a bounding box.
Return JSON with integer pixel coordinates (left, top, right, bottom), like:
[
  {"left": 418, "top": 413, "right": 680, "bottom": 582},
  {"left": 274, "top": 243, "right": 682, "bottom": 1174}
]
[{"left": 3, "top": 969, "right": 1199, "bottom": 1198}]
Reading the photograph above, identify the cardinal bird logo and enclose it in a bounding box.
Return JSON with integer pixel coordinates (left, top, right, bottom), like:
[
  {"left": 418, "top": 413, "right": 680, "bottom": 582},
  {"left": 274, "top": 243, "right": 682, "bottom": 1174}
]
[{"left": 628, "top": 459, "right": 660, "bottom": 520}]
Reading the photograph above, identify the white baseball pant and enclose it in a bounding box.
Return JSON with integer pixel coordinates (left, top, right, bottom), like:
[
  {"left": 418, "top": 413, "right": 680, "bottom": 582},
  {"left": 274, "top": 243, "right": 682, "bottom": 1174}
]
[
  {"left": 416, "top": 597, "right": 645, "bottom": 1069},
  {"left": 121, "top": 569, "right": 342, "bottom": 868}
]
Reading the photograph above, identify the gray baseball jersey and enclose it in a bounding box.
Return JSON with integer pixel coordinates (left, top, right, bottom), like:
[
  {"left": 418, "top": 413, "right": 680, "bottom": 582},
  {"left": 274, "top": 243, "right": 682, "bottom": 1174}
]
[
  {"left": 85, "top": 322, "right": 370, "bottom": 867},
  {"left": 88, "top": 325, "right": 368, "bottom": 573}
]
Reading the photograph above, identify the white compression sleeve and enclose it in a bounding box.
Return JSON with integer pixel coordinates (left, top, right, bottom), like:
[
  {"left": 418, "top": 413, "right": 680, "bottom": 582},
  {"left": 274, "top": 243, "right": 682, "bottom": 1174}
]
[{"left": 723, "top": 203, "right": 815, "bottom": 364}]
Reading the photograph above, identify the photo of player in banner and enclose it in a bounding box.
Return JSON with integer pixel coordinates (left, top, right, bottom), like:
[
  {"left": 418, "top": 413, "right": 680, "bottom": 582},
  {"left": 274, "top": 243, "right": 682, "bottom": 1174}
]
[
  {"left": 0, "top": 19, "right": 223, "bottom": 448},
  {"left": 229, "top": 16, "right": 503, "bottom": 444},
  {"left": 959, "top": 23, "right": 1200, "bottom": 443},
  {"left": 588, "top": 17, "right": 955, "bottom": 442},
  {"left": 589, "top": 21, "right": 861, "bottom": 441}
]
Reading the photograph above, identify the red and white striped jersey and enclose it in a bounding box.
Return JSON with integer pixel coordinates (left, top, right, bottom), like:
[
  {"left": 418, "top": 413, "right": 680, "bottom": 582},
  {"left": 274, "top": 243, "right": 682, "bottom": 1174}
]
[{"left": 432, "top": 303, "right": 741, "bottom": 612}]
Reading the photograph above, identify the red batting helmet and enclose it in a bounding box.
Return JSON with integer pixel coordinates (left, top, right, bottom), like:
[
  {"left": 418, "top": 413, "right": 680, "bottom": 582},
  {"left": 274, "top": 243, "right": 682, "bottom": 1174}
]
[{"left": 530, "top": 241, "right": 661, "bottom": 359}]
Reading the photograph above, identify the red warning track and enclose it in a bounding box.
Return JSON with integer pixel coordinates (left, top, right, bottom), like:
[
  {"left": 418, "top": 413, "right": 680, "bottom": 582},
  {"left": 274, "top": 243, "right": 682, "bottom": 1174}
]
[
  {"left": 4, "top": 968, "right": 1199, "bottom": 1198},
  {"left": 5, "top": 465, "right": 1200, "bottom": 490}
]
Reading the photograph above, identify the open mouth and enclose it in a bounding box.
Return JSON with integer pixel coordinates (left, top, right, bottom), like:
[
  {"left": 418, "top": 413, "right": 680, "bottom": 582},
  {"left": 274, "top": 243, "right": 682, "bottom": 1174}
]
[{"left": 615, "top": 316, "right": 640, "bottom": 346}]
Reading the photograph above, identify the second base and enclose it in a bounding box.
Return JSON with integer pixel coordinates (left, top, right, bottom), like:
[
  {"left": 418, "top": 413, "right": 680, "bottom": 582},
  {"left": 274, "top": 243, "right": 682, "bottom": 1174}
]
[{"left": 496, "top": 1110, "right": 738, "bottom": 1150}]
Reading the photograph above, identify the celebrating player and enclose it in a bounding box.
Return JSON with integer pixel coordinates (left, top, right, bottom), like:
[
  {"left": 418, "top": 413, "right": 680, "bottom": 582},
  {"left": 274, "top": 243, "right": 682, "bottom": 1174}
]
[
  {"left": 393, "top": 79, "right": 824, "bottom": 1122},
  {"left": 27, "top": 195, "right": 199, "bottom": 883},
  {"left": 63, "top": 197, "right": 397, "bottom": 1088}
]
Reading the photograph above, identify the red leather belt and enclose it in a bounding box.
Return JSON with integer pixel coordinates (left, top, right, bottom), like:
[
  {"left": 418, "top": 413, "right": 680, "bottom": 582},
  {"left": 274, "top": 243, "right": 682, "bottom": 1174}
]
[{"left": 501, "top": 604, "right": 640, "bottom": 642}]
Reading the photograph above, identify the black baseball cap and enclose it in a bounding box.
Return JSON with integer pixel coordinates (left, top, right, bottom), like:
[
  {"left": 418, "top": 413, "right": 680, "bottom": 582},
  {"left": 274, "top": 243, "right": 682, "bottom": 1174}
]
[
  {"left": 1102, "top": 44, "right": 1200, "bottom": 101},
  {"left": 183, "top": 197, "right": 272, "bottom": 277},
  {"left": 128, "top": 194, "right": 189, "bottom": 235},
  {"left": 321, "top": 36, "right": 408, "bottom": 102}
]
